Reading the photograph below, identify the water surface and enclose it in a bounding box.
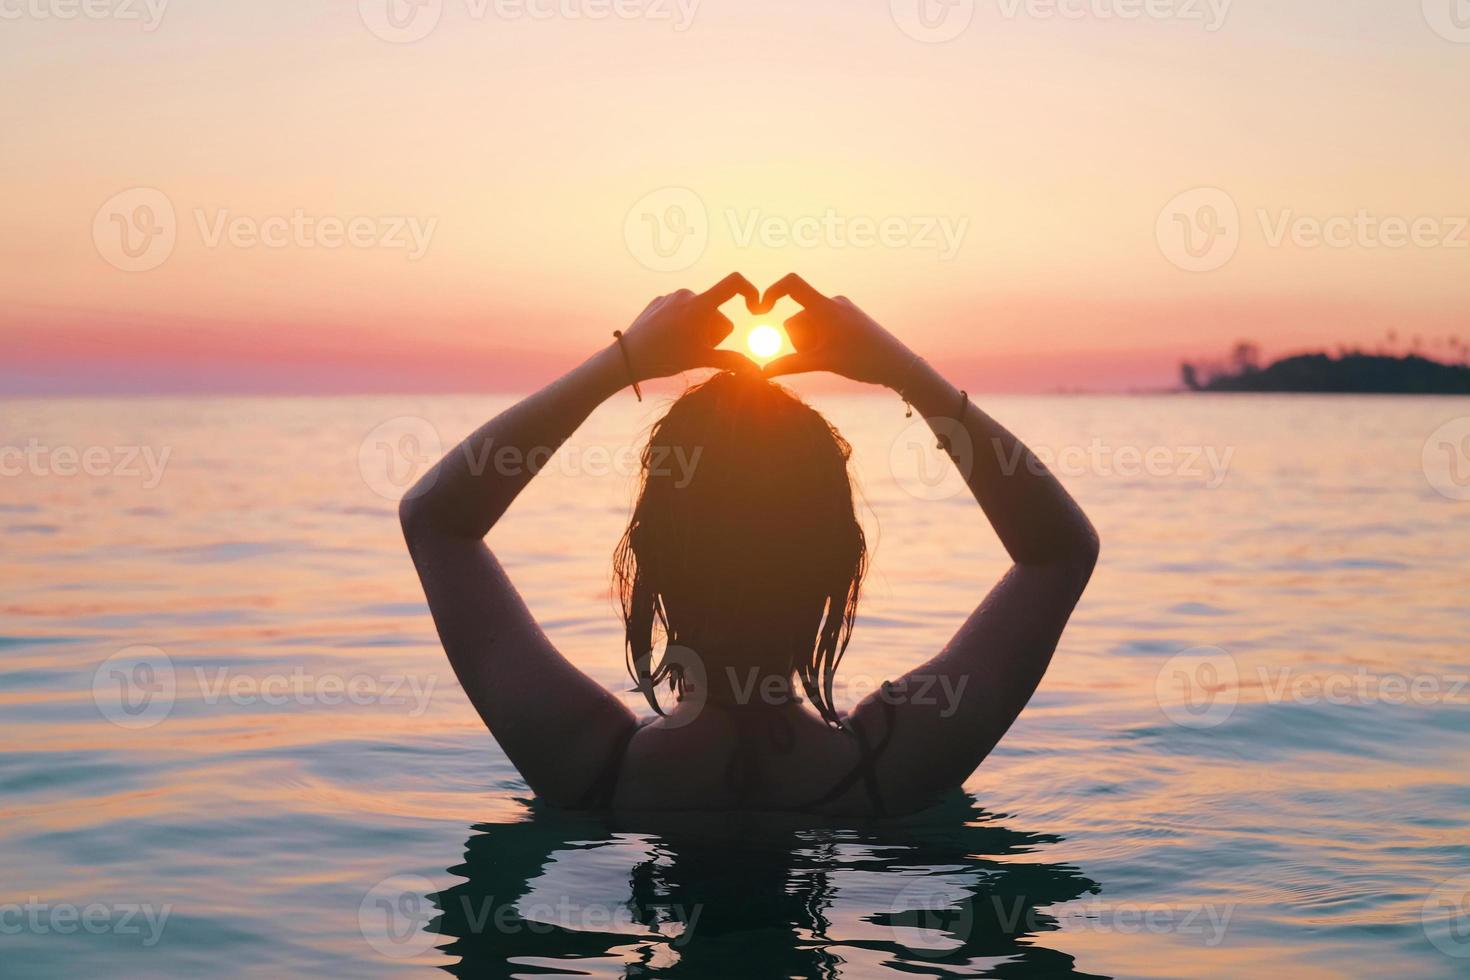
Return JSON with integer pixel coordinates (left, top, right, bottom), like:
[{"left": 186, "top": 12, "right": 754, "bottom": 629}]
[{"left": 3, "top": 393, "right": 1468, "bottom": 977}]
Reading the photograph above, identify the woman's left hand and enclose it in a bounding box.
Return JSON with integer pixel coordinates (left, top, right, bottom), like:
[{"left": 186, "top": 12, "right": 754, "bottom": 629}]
[{"left": 617, "top": 273, "right": 763, "bottom": 381}]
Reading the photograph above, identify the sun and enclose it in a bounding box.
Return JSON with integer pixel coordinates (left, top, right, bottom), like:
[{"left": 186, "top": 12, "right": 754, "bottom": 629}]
[{"left": 746, "top": 324, "right": 783, "bottom": 359}]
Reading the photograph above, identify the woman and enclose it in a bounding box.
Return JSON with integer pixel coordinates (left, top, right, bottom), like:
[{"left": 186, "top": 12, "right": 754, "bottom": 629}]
[{"left": 400, "top": 273, "right": 1098, "bottom": 816}]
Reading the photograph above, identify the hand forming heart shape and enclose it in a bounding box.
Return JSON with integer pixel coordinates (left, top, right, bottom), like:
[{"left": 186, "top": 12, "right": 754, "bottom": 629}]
[
  {"left": 754, "top": 273, "right": 910, "bottom": 388},
  {"left": 617, "top": 273, "right": 910, "bottom": 389}
]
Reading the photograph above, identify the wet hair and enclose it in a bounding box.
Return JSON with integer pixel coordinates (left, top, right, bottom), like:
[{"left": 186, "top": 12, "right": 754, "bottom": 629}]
[{"left": 614, "top": 371, "right": 867, "bottom": 728}]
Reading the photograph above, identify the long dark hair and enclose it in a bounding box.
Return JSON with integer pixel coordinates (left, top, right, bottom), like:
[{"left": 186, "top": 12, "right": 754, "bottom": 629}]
[{"left": 613, "top": 371, "right": 867, "bottom": 727}]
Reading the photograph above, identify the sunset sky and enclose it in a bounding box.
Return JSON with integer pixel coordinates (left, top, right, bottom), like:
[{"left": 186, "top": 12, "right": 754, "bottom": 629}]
[{"left": 3, "top": 0, "right": 1467, "bottom": 394}]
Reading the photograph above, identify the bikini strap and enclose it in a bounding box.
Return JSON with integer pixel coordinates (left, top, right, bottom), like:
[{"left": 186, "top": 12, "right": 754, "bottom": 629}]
[
  {"left": 577, "top": 694, "right": 899, "bottom": 813},
  {"left": 799, "top": 695, "right": 898, "bottom": 816}
]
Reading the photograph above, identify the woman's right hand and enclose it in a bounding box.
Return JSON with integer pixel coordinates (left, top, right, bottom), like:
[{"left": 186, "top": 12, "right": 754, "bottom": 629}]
[{"left": 757, "top": 274, "right": 913, "bottom": 389}]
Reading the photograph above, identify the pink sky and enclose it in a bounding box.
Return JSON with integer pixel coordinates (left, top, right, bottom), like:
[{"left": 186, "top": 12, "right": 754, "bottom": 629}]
[{"left": 3, "top": 1, "right": 1467, "bottom": 394}]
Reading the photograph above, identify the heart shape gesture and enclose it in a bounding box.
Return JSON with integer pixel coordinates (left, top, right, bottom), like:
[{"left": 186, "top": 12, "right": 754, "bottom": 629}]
[
  {"left": 616, "top": 273, "right": 911, "bottom": 389},
  {"left": 754, "top": 274, "right": 911, "bottom": 388}
]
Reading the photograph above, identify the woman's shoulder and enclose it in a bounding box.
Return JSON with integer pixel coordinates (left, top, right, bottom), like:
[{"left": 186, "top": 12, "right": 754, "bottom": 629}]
[{"left": 605, "top": 704, "right": 901, "bottom": 815}]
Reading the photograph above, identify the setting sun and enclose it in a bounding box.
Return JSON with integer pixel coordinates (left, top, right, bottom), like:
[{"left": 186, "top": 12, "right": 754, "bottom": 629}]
[{"left": 747, "top": 325, "right": 783, "bottom": 359}]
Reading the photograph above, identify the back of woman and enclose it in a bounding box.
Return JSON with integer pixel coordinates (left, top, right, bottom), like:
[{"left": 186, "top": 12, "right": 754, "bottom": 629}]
[{"left": 400, "top": 273, "right": 1098, "bottom": 816}]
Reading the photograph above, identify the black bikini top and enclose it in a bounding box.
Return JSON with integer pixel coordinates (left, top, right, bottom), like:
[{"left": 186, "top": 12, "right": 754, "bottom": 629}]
[{"left": 576, "top": 696, "right": 898, "bottom": 816}]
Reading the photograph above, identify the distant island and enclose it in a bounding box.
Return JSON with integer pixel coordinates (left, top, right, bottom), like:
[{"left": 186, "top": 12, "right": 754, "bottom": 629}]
[{"left": 1182, "top": 339, "right": 1470, "bottom": 394}]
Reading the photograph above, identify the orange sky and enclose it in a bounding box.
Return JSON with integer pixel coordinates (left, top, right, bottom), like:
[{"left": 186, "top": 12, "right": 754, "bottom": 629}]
[{"left": 3, "top": 1, "right": 1467, "bottom": 393}]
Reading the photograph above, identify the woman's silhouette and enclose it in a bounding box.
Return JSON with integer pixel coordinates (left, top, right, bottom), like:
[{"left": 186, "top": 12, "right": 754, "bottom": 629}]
[{"left": 401, "top": 273, "right": 1099, "bottom": 815}]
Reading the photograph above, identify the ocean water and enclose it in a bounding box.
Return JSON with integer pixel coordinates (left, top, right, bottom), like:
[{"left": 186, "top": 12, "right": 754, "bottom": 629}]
[{"left": 2, "top": 392, "right": 1469, "bottom": 978}]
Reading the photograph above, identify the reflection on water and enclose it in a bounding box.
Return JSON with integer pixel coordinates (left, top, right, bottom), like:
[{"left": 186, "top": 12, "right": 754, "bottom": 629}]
[
  {"left": 432, "top": 795, "right": 1104, "bottom": 979},
  {"left": 3, "top": 394, "right": 1469, "bottom": 977}
]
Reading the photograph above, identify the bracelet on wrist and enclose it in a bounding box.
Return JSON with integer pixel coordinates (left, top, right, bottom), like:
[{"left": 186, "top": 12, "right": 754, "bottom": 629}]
[
  {"left": 937, "top": 389, "right": 969, "bottom": 454},
  {"left": 611, "top": 331, "right": 643, "bottom": 403},
  {"left": 896, "top": 354, "right": 968, "bottom": 453},
  {"left": 897, "top": 353, "right": 925, "bottom": 418}
]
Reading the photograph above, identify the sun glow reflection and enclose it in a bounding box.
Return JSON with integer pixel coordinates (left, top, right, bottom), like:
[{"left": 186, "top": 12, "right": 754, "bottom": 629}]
[{"left": 747, "top": 325, "right": 783, "bottom": 360}]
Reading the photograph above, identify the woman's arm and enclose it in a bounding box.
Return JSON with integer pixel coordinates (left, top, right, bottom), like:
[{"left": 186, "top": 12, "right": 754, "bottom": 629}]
[
  {"left": 401, "top": 275, "right": 759, "bottom": 805},
  {"left": 760, "top": 274, "right": 1099, "bottom": 804}
]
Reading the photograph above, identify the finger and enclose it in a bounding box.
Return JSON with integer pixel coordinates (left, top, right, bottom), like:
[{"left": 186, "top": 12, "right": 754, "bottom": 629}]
[
  {"left": 757, "top": 273, "right": 823, "bottom": 314},
  {"left": 700, "top": 348, "right": 758, "bottom": 373},
  {"left": 698, "top": 272, "right": 761, "bottom": 313},
  {"left": 782, "top": 308, "right": 820, "bottom": 351},
  {"left": 761, "top": 350, "right": 825, "bottom": 378},
  {"left": 702, "top": 307, "right": 736, "bottom": 349}
]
